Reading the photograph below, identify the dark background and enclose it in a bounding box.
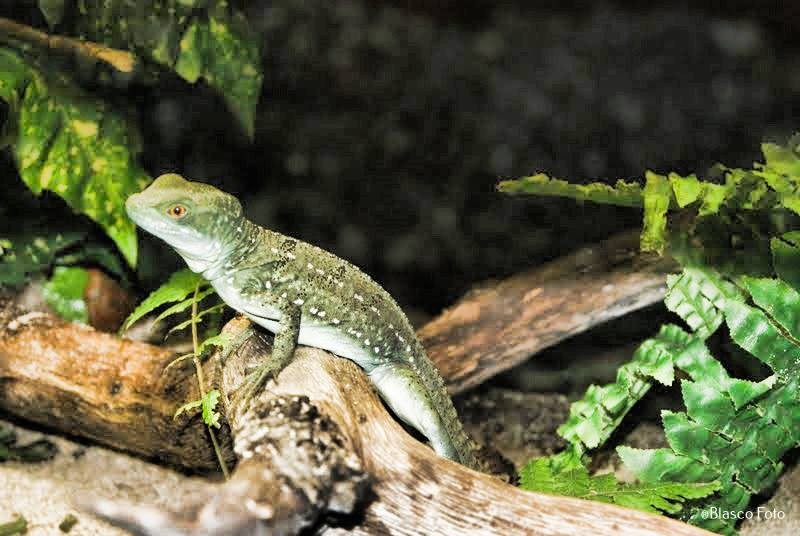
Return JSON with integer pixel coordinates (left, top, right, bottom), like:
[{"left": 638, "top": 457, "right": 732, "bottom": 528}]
[{"left": 4, "top": 0, "right": 799, "bottom": 317}]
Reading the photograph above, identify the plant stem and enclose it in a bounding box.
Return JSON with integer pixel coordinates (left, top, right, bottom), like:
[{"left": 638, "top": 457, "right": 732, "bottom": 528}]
[
  {"left": 0, "top": 16, "right": 137, "bottom": 72},
  {"left": 191, "top": 283, "right": 230, "bottom": 480}
]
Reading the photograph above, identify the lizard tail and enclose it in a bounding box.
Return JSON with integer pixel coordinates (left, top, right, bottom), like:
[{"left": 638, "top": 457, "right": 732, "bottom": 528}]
[
  {"left": 368, "top": 343, "right": 481, "bottom": 470},
  {"left": 410, "top": 341, "right": 481, "bottom": 471}
]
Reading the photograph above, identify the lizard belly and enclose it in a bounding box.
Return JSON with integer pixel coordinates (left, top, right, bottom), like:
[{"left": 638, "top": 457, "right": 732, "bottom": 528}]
[
  {"left": 211, "top": 283, "right": 380, "bottom": 371},
  {"left": 245, "top": 313, "right": 380, "bottom": 372}
]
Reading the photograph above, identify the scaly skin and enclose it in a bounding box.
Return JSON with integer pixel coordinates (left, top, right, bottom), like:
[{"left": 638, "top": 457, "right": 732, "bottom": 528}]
[{"left": 126, "top": 173, "right": 479, "bottom": 470}]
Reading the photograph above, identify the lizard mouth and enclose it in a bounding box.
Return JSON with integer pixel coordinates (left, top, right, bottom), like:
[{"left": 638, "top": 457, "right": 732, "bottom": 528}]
[{"left": 124, "top": 193, "right": 146, "bottom": 222}]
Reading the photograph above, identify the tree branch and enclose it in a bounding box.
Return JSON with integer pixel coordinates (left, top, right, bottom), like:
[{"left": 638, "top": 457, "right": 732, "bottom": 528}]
[
  {"left": 421, "top": 229, "right": 676, "bottom": 393},
  {"left": 0, "top": 16, "right": 137, "bottom": 73},
  {"left": 83, "top": 317, "right": 711, "bottom": 536}
]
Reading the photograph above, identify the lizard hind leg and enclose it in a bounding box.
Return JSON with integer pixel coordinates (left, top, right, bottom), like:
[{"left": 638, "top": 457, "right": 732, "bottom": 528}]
[{"left": 368, "top": 363, "right": 459, "bottom": 462}]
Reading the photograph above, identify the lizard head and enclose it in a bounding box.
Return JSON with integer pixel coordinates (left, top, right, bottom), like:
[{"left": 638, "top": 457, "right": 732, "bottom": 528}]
[{"left": 126, "top": 173, "right": 244, "bottom": 272}]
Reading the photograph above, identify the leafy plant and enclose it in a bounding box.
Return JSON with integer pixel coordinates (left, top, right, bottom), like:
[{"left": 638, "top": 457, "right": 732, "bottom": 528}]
[
  {"left": 121, "top": 268, "right": 207, "bottom": 330},
  {"left": 0, "top": 47, "right": 150, "bottom": 266},
  {"left": 0, "top": 1, "right": 263, "bottom": 298},
  {"left": 507, "top": 137, "right": 800, "bottom": 534},
  {"left": 0, "top": 225, "right": 87, "bottom": 287},
  {"left": 41, "top": 266, "right": 89, "bottom": 322},
  {"left": 72, "top": 0, "right": 263, "bottom": 137},
  {"left": 122, "top": 269, "right": 230, "bottom": 477},
  {"left": 520, "top": 448, "right": 719, "bottom": 515},
  {"left": 499, "top": 137, "right": 800, "bottom": 255}
]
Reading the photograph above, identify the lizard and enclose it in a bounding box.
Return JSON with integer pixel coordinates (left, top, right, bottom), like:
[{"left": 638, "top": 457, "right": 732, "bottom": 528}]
[{"left": 125, "top": 173, "right": 481, "bottom": 470}]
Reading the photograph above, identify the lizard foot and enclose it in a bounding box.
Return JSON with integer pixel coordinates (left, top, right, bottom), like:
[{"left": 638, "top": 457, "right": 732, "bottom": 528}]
[
  {"left": 218, "top": 325, "right": 256, "bottom": 365},
  {"left": 234, "top": 351, "right": 291, "bottom": 406}
]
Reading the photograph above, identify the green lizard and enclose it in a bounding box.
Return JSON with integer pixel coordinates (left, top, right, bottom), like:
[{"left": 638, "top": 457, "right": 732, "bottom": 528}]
[{"left": 126, "top": 173, "right": 480, "bottom": 470}]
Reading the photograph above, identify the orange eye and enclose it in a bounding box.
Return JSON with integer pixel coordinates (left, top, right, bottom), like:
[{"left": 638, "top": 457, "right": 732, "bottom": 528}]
[{"left": 167, "top": 204, "right": 188, "bottom": 219}]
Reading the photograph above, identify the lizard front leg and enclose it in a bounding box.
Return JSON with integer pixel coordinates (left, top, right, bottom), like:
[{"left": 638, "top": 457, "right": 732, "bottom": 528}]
[{"left": 236, "top": 301, "right": 301, "bottom": 405}]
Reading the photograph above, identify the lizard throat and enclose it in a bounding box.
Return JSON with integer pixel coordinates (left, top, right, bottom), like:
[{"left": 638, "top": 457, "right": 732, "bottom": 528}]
[{"left": 198, "top": 218, "right": 262, "bottom": 281}]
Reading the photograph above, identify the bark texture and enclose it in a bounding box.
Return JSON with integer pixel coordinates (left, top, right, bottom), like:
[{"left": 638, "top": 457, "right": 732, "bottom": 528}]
[{"left": 421, "top": 230, "right": 675, "bottom": 393}]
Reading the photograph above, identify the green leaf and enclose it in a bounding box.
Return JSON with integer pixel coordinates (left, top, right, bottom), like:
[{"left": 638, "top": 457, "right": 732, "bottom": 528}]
[
  {"left": 741, "top": 277, "right": 800, "bottom": 339},
  {"left": 617, "top": 447, "right": 718, "bottom": 485},
  {"left": 669, "top": 173, "right": 703, "bottom": 208},
  {"left": 0, "top": 228, "right": 86, "bottom": 287},
  {"left": 41, "top": 266, "right": 89, "bottom": 322},
  {"left": 755, "top": 376, "right": 800, "bottom": 445},
  {"left": 771, "top": 235, "right": 800, "bottom": 292},
  {"left": 175, "top": 390, "right": 222, "bottom": 428},
  {"left": 508, "top": 136, "right": 800, "bottom": 532},
  {"left": 557, "top": 324, "right": 693, "bottom": 449},
  {"left": 153, "top": 287, "right": 216, "bottom": 323},
  {"left": 122, "top": 269, "right": 207, "bottom": 331},
  {"left": 201, "top": 389, "right": 221, "bottom": 428},
  {"left": 164, "top": 352, "right": 196, "bottom": 372},
  {"left": 670, "top": 336, "right": 775, "bottom": 410},
  {"left": 663, "top": 267, "right": 743, "bottom": 338},
  {"left": 174, "top": 398, "right": 202, "bottom": 419},
  {"left": 641, "top": 172, "right": 672, "bottom": 253},
  {"left": 520, "top": 453, "right": 719, "bottom": 515},
  {"left": 0, "top": 47, "right": 30, "bottom": 106},
  {"left": 175, "top": 12, "right": 262, "bottom": 138},
  {"left": 75, "top": 0, "right": 263, "bottom": 137},
  {"left": 197, "top": 332, "right": 233, "bottom": 356},
  {"left": 497, "top": 173, "right": 645, "bottom": 207},
  {"left": 0, "top": 48, "right": 151, "bottom": 267},
  {"left": 57, "top": 241, "right": 128, "bottom": 282},
  {"left": 725, "top": 300, "right": 800, "bottom": 380},
  {"left": 39, "top": 0, "right": 66, "bottom": 27},
  {"left": 618, "top": 448, "right": 747, "bottom": 535}
]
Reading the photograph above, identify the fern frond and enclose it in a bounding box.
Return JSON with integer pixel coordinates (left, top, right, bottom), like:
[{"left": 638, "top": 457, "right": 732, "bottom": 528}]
[
  {"left": 521, "top": 450, "right": 719, "bottom": 515},
  {"left": 558, "top": 324, "right": 693, "bottom": 450},
  {"left": 663, "top": 268, "right": 743, "bottom": 338},
  {"left": 501, "top": 136, "right": 800, "bottom": 256},
  {"left": 497, "top": 173, "right": 645, "bottom": 206},
  {"left": 513, "top": 136, "right": 800, "bottom": 535},
  {"left": 121, "top": 268, "right": 208, "bottom": 331}
]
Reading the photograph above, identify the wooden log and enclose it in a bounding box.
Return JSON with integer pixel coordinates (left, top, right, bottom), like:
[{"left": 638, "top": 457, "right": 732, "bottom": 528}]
[
  {"left": 84, "top": 318, "right": 712, "bottom": 536},
  {"left": 0, "top": 293, "right": 225, "bottom": 471},
  {"left": 420, "top": 230, "right": 676, "bottom": 393}
]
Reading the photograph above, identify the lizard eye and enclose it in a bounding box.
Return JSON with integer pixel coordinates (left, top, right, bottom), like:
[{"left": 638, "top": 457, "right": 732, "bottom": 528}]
[{"left": 167, "top": 204, "right": 188, "bottom": 219}]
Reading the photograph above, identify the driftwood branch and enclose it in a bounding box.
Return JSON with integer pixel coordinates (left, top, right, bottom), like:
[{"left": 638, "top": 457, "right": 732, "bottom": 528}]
[
  {"left": 421, "top": 229, "right": 676, "bottom": 393},
  {"left": 0, "top": 294, "right": 225, "bottom": 471},
  {"left": 0, "top": 302, "right": 707, "bottom": 534},
  {"left": 0, "top": 16, "right": 137, "bottom": 72},
  {"left": 0, "top": 230, "right": 690, "bottom": 534}
]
